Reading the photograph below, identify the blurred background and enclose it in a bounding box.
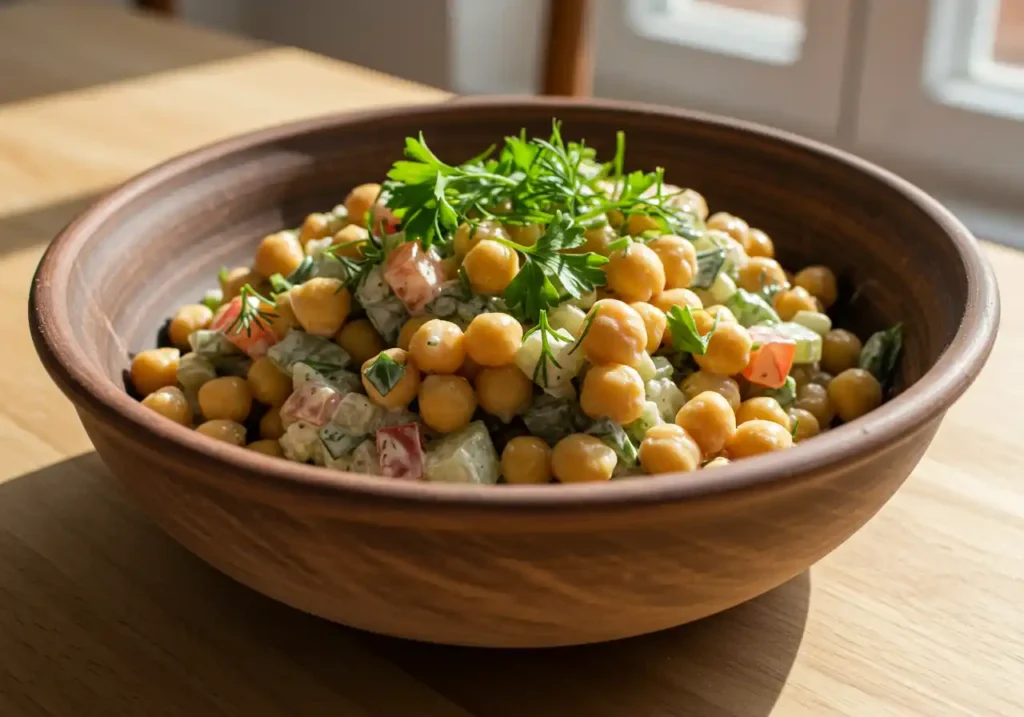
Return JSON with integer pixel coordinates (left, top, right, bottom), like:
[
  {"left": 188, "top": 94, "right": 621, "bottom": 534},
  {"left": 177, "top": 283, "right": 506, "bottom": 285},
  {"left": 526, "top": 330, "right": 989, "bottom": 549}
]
[{"left": 4, "top": 0, "right": 1023, "bottom": 247}]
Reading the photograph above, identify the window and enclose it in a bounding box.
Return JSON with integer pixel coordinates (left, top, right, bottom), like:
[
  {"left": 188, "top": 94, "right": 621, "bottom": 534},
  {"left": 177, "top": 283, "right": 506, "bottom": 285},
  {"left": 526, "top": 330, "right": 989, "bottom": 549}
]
[{"left": 594, "top": 0, "right": 857, "bottom": 139}]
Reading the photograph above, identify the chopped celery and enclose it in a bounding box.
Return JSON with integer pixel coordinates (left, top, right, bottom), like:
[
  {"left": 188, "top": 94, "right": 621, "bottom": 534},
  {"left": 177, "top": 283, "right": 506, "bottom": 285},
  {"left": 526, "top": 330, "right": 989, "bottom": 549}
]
[
  {"left": 636, "top": 352, "right": 658, "bottom": 382},
  {"left": 726, "top": 289, "right": 780, "bottom": 327},
  {"left": 645, "top": 378, "right": 686, "bottom": 422},
  {"left": 759, "top": 376, "right": 797, "bottom": 408},
  {"left": 650, "top": 355, "right": 674, "bottom": 381},
  {"left": 549, "top": 303, "right": 587, "bottom": 337},
  {"left": 625, "top": 401, "right": 663, "bottom": 443},
  {"left": 792, "top": 310, "right": 832, "bottom": 337},
  {"left": 424, "top": 421, "right": 500, "bottom": 484},
  {"left": 773, "top": 322, "right": 823, "bottom": 364}
]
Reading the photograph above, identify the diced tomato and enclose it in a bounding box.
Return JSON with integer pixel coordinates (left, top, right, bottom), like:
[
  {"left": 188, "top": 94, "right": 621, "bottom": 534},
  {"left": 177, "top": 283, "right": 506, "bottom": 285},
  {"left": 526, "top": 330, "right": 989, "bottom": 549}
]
[
  {"left": 383, "top": 241, "right": 444, "bottom": 314},
  {"left": 209, "top": 295, "right": 280, "bottom": 358},
  {"left": 743, "top": 334, "right": 797, "bottom": 389},
  {"left": 376, "top": 423, "right": 425, "bottom": 480},
  {"left": 280, "top": 383, "right": 342, "bottom": 428}
]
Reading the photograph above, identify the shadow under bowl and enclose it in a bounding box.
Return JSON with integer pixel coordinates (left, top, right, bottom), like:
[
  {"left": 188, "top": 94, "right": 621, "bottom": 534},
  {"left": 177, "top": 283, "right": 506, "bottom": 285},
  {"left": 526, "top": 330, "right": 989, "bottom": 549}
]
[{"left": 29, "top": 97, "right": 999, "bottom": 647}]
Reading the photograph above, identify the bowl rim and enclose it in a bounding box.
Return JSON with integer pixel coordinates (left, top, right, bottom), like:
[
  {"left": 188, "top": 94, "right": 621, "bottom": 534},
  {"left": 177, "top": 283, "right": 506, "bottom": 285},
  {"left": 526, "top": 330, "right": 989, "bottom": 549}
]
[{"left": 30, "top": 95, "right": 1000, "bottom": 512}]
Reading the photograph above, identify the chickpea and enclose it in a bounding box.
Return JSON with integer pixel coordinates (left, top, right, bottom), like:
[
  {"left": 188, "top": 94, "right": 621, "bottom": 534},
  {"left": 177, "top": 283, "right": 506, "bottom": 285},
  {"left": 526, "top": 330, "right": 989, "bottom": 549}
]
[
  {"left": 605, "top": 243, "right": 666, "bottom": 302},
  {"left": 299, "top": 212, "right": 343, "bottom": 247},
  {"left": 409, "top": 319, "right": 466, "bottom": 374},
  {"left": 726, "top": 420, "right": 793, "bottom": 458},
  {"left": 579, "top": 223, "right": 617, "bottom": 255},
  {"left": 330, "top": 224, "right": 370, "bottom": 258},
  {"left": 706, "top": 212, "right": 749, "bottom": 244},
  {"left": 704, "top": 456, "right": 731, "bottom": 469},
  {"left": 195, "top": 419, "right": 247, "bottom": 446},
  {"left": 690, "top": 308, "right": 718, "bottom": 336},
  {"left": 744, "top": 228, "right": 775, "bottom": 258},
  {"left": 630, "top": 302, "right": 667, "bottom": 353},
  {"left": 507, "top": 223, "right": 544, "bottom": 247},
  {"left": 737, "top": 256, "right": 788, "bottom": 294},
  {"left": 667, "top": 188, "right": 708, "bottom": 220},
  {"left": 475, "top": 365, "right": 533, "bottom": 423},
  {"left": 362, "top": 348, "right": 421, "bottom": 410},
  {"left": 141, "top": 386, "right": 192, "bottom": 426},
  {"left": 638, "top": 423, "right": 701, "bottom": 474},
  {"left": 821, "top": 329, "right": 863, "bottom": 376},
  {"left": 289, "top": 277, "right": 351, "bottom": 337},
  {"left": 344, "top": 183, "right": 382, "bottom": 225},
  {"left": 648, "top": 234, "right": 698, "bottom": 289},
  {"left": 681, "top": 371, "right": 742, "bottom": 412},
  {"left": 334, "top": 319, "right": 384, "bottom": 366},
  {"left": 465, "top": 312, "right": 523, "bottom": 367},
  {"left": 773, "top": 286, "right": 818, "bottom": 321},
  {"left": 247, "top": 356, "right": 292, "bottom": 406},
  {"left": 651, "top": 288, "right": 703, "bottom": 315},
  {"left": 254, "top": 231, "right": 304, "bottom": 279},
  {"left": 736, "top": 397, "right": 790, "bottom": 430},
  {"left": 247, "top": 439, "right": 284, "bottom": 457},
  {"left": 220, "top": 266, "right": 261, "bottom": 301},
  {"left": 453, "top": 221, "right": 510, "bottom": 257},
  {"left": 794, "top": 382, "right": 835, "bottom": 427},
  {"left": 259, "top": 407, "right": 285, "bottom": 440},
  {"left": 787, "top": 408, "right": 821, "bottom": 442},
  {"left": 626, "top": 213, "right": 661, "bottom": 236},
  {"left": 552, "top": 434, "right": 617, "bottom": 483},
  {"left": 440, "top": 255, "right": 459, "bottom": 280},
  {"left": 828, "top": 368, "right": 882, "bottom": 422},
  {"left": 501, "top": 437, "right": 553, "bottom": 484},
  {"left": 168, "top": 304, "right": 213, "bottom": 350},
  {"left": 198, "top": 376, "right": 252, "bottom": 423},
  {"left": 580, "top": 364, "right": 646, "bottom": 425},
  {"left": 398, "top": 316, "right": 432, "bottom": 351},
  {"left": 674, "top": 391, "right": 737, "bottom": 457},
  {"left": 130, "top": 348, "right": 180, "bottom": 397},
  {"left": 463, "top": 239, "right": 519, "bottom": 295},
  {"left": 791, "top": 364, "right": 832, "bottom": 388},
  {"left": 693, "top": 322, "right": 753, "bottom": 376},
  {"left": 267, "top": 290, "right": 297, "bottom": 339},
  {"left": 794, "top": 265, "right": 838, "bottom": 309},
  {"left": 581, "top": 299, "right": 648, "bottom": 368},
  {"left": 418, "top": 374, "right": 477, "bottom": 433},
  {"left": 705, "top": 305, "right": 738, "bottom": 324}
]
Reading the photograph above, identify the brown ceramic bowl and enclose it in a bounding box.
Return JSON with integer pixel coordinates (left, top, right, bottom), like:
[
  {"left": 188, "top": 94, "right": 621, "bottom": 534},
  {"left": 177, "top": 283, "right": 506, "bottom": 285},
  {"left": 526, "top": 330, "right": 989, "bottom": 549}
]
[{"left": 30, "top": 97, "right": 998, "bottom": 647}]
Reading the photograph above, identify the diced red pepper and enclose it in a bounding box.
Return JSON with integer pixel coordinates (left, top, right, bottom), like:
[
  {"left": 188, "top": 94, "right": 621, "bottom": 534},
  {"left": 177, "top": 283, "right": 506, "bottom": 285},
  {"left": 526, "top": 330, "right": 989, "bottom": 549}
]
[
  {"left": 371, "top": 204, "right": 400, "bottom": 235},
  {"left": 280, "top": 383, "right": 341, "bottom": 428},
  {"left": 383, "top": 241, "right": 444, "bottom": 314},
  {"left": 742, "top": 333, "right": 797, "bottom": 389},
  {"left": 209, "top": 295, "right": 280, "bottom": 358},
  {"left": 376, "top": 422, "right": 425, "bottom": 480}
]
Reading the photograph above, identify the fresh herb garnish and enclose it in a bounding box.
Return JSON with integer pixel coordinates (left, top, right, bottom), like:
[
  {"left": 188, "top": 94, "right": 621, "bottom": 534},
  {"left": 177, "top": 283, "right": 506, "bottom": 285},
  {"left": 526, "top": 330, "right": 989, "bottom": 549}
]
[
  {"left": 302, "top": 359, "right": 345, "bottom": 374},
  {"left": 320, "top": 237, "right": 383, "bottom": 291},
  {"left": 859, "top": 323, "right": 903, "bottom": 391},
  {"left": 226, "top": 284, "right": 277, "bottom": 337},
  {"left": 496, "top": 212, "right": 608, "bottom": 322},
  {"left": 691, "top": 247, "right": 726, "bottom": 290},
  {"left": 790, "top": 417, "right": 800, "bottom": 439},
  {"left": 665, "top": 306, "right": 718, "bottom": 355},
  {"left": 268, "top": 273, "right": 292, "bottom": 294},
  {"left": 363, "top": 352, "right": 405, "bottom": 396},
  {"left": 287, "top": 255, "right": 317, "bottom": 285}
]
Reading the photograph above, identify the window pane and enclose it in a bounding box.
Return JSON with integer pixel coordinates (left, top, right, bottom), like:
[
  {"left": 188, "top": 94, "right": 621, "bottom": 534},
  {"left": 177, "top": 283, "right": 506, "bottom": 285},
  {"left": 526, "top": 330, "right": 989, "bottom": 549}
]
[
  {"left": 696, "top": 0, "right": 805, "bottom": 20},
  {"left": 993, "top": 0, "right": 1024, "bottom": 66}
]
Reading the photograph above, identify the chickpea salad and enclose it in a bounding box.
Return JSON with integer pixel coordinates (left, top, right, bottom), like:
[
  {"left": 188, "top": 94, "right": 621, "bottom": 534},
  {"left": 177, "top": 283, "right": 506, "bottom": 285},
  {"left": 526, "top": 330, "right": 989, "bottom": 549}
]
[{"left": 129, "top": 123, "right": 903, "bottom": 484}]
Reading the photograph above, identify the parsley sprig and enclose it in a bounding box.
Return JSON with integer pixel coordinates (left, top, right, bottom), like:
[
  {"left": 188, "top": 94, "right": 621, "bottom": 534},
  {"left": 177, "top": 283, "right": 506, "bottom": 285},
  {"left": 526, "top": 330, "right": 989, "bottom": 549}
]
[{"left": 665, "top": 306, "right": 718, "bottom": 355}]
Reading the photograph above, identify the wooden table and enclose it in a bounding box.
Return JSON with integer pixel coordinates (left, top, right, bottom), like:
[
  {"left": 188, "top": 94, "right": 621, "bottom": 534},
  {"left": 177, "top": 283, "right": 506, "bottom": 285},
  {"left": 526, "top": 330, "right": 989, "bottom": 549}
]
[{"left": 1, "top": 4, "right": 1021, "bottom": 716}]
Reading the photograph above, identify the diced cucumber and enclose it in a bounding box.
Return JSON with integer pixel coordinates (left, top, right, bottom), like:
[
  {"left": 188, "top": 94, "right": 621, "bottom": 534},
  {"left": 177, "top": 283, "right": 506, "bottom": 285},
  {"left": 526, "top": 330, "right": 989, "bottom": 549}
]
[
  {"left": 268, "top": 328, "right": 351, "bottom": 373},
  {"left": 188, "top": 329, "right": 240, "bottom": 358},
  {"left": 201, "top": 289, "right": 223, "bottom": 312},
  {"left": 759, "top": 376, "right": 797, "bottom": 409},
  {"left": 516, "top": 326, "right": 584, "bottom": 392},
  {"left": 330, "top": 393, "right": 384, "bottom": 436},
  {"left": 693, "top": 229, "right": 747, "bottom": 277},
  {"left": 424, "top": 421, "right": 500, "bottom": 484},
  {"left": 523, "top": 395, "right": 585, "bottom": 445},
  {"left": 774, "top": 322, "right": 823, "bottom": 364},
  {"left": 549, "top": 303, "right": 587, "bottom": 337},
  {"left": 349, "top": 439, "right": 381, "bottom": 475},
  {"left": 792, "top": 310, "right": 832, "bottom": 337},
  {"left": 176, "top": 352, "right": 217, "bottom": 392},
  {"left": 650, "top": 355, "right": 674, "bottom": 381},
  {"left": 625, "top": 401, "right": 663, "bottom": 443},
  {"left": 279, "top": 420, "right": 324, "bottom": 465},
  {"left": 635, "top": 352, "right": 658, "bottom": 382},
  {"left": 364, "top": 296, "right": 408, "bottom": 343},
  {"left": 708, "top": 272, "right": 738, "bottom": 305},
  {"left": 645, "top": 378, "right": 686, "bottom": 422},
  {"left": 318, "top": 425, "right": 365, "bottom": 461},
  {"left": 586, "top": 419, "right": 638, "bottom": 467},
  {"left": 292, "top": 362, "right": 361, "bottom": 395},
  {"left": 691, "top": 247, "right": 726, "bottom": 290},
  {"left": 726, "top": 289, "right": 780, "bottom": 327}
]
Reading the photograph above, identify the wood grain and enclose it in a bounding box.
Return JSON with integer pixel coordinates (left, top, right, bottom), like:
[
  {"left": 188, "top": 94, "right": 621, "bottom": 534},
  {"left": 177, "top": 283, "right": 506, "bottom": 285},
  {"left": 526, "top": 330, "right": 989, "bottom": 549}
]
[
  {"left": 1, "top": 3, "right": 1022, "bottom": 715},
  {"left": 542, "top": 0, "right": 594, "bottom": 96}
]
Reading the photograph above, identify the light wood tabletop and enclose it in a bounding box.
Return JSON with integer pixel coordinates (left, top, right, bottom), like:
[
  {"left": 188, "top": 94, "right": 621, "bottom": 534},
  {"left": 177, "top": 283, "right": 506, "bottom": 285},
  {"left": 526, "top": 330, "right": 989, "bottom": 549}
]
[{"left": 1, "top": 4, "right": 1021, "bottom": 716}]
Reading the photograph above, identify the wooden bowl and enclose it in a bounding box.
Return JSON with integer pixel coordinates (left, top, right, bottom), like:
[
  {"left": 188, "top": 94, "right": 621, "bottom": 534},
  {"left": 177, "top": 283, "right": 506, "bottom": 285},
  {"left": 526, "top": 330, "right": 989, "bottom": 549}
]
[{"left": 29, "top": 98, "right": 999, "bottom": 647}]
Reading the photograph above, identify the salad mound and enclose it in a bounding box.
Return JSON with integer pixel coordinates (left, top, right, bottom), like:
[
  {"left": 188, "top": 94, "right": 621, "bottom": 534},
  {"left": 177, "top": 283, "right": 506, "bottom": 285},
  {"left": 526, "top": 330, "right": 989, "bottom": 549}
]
[{"left": 128, "top": 122, "right": 902, "bottom": 484}]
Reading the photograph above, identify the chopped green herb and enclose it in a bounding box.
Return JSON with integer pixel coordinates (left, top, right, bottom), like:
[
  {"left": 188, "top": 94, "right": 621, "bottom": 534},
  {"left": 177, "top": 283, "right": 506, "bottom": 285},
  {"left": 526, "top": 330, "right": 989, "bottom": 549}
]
[
  {"left": 859, "top": 323, "right": 903, "bottom": 391},
  {"left": 217, "top": 267, "right": 229, "bottom": 285},
  {"left": 200, "top": 289, "right": 222, "bottom": 312},
  {"left": 363, "top": 352, "right": 406, "bottom": 396},
  {"left": 226, "top": 284, "right": 277, "bottom": 337},
  {"left": 691, "top": 247, "right": 726, "bottom": 290},
  {"left": 522, "top": 310, "right": 563, "bottom": 387},
  {"left": 665, "top": 305, "right": 718, "bottom": 355},
  {"left": 302, "top": 359, "right": 346, "bottom": 374},
  {"left": 569, "top": 305, "right": 599, "bottom": 355},
  {"left": 268, "top": 273, "right": 292, "bottom": 294},
  {"left": 286, "top": 255, "right": 316, "bottom": 285},
  {"left": 790, "top": 417, "right": 800, "bottom": 439}
]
